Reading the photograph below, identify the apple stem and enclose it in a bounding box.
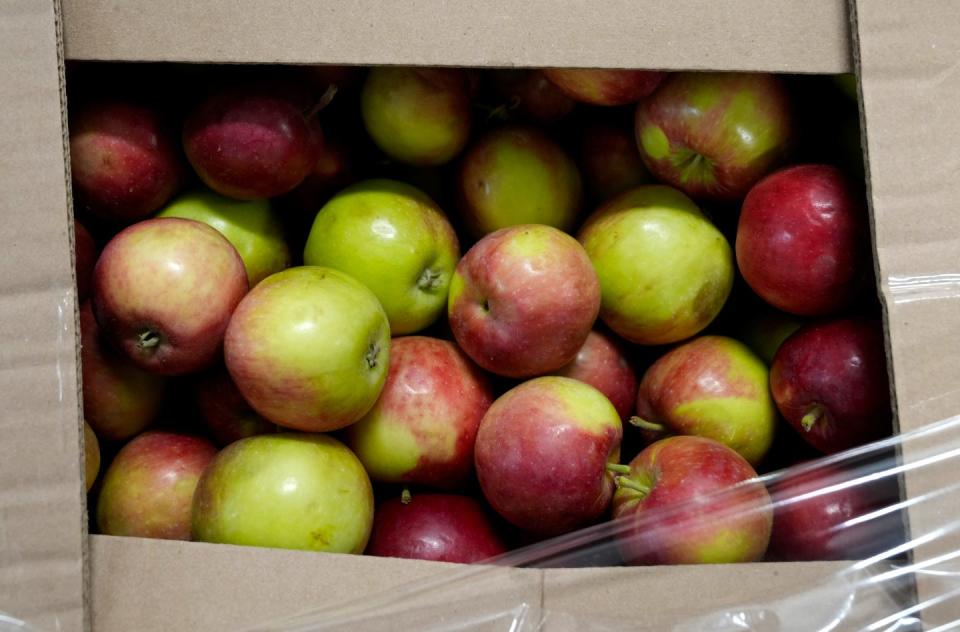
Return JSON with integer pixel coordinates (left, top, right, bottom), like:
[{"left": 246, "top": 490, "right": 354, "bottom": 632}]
[
  {"left": 416, "top": 268, "right": 443, "bottom": 292},
  {"left": 605, "top": 463, "right": 632, "bottom": 475},
  {"left": 305, "top": 84, "right": 338, "bottom": 120},
  {"left": 401, "top": 488, "right": 412, "bottom": 504},
  {"left": 629, "top": 417, "right": 666, "bottom": 433},
  {"left": 137, "top": 330, "right": 161, "bottom": 351},
  {"left": 615, "top": 476, "right": 651, "bottom": 496},
  {"left": 801, "top": 405, "right": 825, "bottom": 432}
]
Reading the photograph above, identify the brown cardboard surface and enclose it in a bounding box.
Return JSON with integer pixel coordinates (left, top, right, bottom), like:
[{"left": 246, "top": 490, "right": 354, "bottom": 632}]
[
  {"left": 0, "top": 1, "right": 87, "bottom": 631},
  {"left": 61, "top": 0, "right": 853, "bottom": 73}
]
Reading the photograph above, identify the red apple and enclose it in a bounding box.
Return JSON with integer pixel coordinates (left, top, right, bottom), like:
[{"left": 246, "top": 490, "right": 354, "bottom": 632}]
[
  {"left": 489, "top": 70, "right": 576, "bottom": 125},
  {"left": 366, "top": 493, "right": 507, "bottom": 563},
  {"left": 475, "top": 376, "right": 623, "bottom": 536},
  {"left": 613, "top": 436, "right": 773, "bottom": 564},
  {"left": 345, "top": 336, "right": 493, "bottom": 489},
  {"left": 551, "top": 330, "right": 637, "bottom": 421},
  {"left": 194, "top": 364, "right": 277, "bottom": 447},
  {"left": 448, "top": 225, "right": 601, "bottom": 378},
  {"left": 74, "top": 220, "right": 97, "bottom": 301},
  {"left": 183, "top": 87, "right": 321, "bottom": 200},
  {"left": 80, "top": 302, "right": 164, "bottom": 442},
  {"left": 578, "top": 119, "right": 650, "bottom": 203},
  {"left": 736, "top": 164, "right": 868, "bottom": 316},
  {"left": 93, "top": 217, "right": 248, "bottom": 375},
  {"left": 96, "top": 431, "right": 217, "bottom": 540},
  {"left": 635, "top": 72, "right": 792, "bottom": 202},
  {"left": 542, "top": 69, "right": 666, "bottom": 106},
  {"left": 770, "top": 318, "right": 892, "bottom": 454}
]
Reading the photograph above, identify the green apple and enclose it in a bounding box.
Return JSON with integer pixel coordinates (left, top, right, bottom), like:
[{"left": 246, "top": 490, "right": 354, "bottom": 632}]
[
  {"left": 223, "top": 266, "right": 390, "bottom": 433},
  {"left": 578, "top": 185, "right": 733, "bottom": 345},
  {"left": 738, "top": 307, "right": 804, "bottom": 365},
  {"left": 192, "top": 433, "right": 374, "bottom": 553},
  {"left": 303, "top": 179, "right": 459, "bottom": 334},
  {"left": 157, "top": 189, "right": 290, "bottom": 286}
]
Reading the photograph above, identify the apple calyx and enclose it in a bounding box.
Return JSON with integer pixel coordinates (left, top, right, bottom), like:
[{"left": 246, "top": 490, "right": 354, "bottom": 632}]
[
  {"left": 614, "top": 475, "right": 651, "bottom": 498},
  {"left": 365, "top": 341, "right": 381, "bottom": 370},
  {"left": 629, "top": 416, "right": 666, "bottom": 433},
  {"left": 400, "top": 487, "right": 412, "bottom": 505},
  {"left": 416, "top": 268, "right": 444, "bottom": 292},
  {"left": 136, "top": 329, "right": 162, "bottom": 352},
  {"left": 801, "top": 404, "right": 826, "bottom": 432}
]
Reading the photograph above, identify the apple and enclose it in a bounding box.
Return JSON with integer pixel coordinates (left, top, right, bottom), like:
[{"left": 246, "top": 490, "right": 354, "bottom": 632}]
[
  {"left": 303, "top": 179, "right": 460, "bottom": 335},
  {"left": 736, "top": 164, "right": 868, "bottom": 316},
  {"left": 345, "top": 336, "right": 493, "bottom": 489},
  {"left": 475, "top": 376, "right": 623, "bottom": 535},
  {"left": 635, "top": 72, "right": 792, "bottom": 202},
  {"left": 737, "top": 307, "right": 805, "bottom": 365},
  {"left": 612, "top": 435, "right": 773, "bottom": 564},
  {"left": 157, "top": 189, "right": 290, "bottom": 287},
  {"left": 634, "top": 336, "right": 776, "bottom": 465},
  {"left": 366, "top": 493, "right": 507, "bottom": 563},
  {"left": 192, "top": 433, "right": 373, "bottom": 553},
  {"left": 183, "top": 86, "right": 321, "bottom": 200},
  {"left": 488, "top": 70, "right": 576, "bottom": 125},
  {"left": 96, "top": 431, "right": 217, "bottom": 540},
  {"left": 457, "top": 126, "right": 582, "bottom": 236},
  {"left": 83, "top": 421, "right": 100, "bottom": 492},
  {"left": 361, "top": 67, "right": 471, "bottom": 166},
  {"left": 578, "top": 119, "right": 650, "bottom": 203},
  {"left": 194, "top": 364, "right": 277, "bottom": 447},
  {"left": 80, "top": 302, "right": 164, "bottom": 442},
  {"left": 224, "top": 266, "right": 390, "bottom": 432},
  {"left": 542, "top": 69, "right": 666, "bottom": 106},
  {"left": 74, "top": 220, "right": 97, "bottom": 301},
  {"left": 834, "top": 73, "right": 858, "bottom": 101},
  {"left": 69, "top": 100, "right": 182, "bottom": 223},
  {"left": 577, "top": 185, "right": 733, "bottom": 345},
  {"left": 93, "top": 218, "right": 248, "bottom": 375},
  {"left": 448, "top": 225, "right": 600, "bottom": 378},
  {"left": 770, "top": 318, "right": 892, "bottom": 454},
  {"left": 551, "top": 330, "right": 637, "bottom": 421}
]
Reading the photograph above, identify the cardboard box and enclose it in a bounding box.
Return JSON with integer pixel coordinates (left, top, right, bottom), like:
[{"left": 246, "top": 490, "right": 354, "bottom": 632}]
[{"left": 3, "top": 0, "right": 960, "bottom": 629}]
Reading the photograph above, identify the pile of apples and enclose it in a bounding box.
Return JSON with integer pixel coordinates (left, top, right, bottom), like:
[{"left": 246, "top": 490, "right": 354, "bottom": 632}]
[{"left": 71, "top": 63, "right": 896, "bottom": 567}]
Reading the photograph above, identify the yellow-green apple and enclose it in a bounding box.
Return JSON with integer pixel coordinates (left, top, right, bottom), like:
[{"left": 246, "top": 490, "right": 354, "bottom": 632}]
[
  {"left": 303, "top": 179, "right": 460, "bottom": 335},
  {"left": 157, "top": 189, "right": 290, "bottom": 287},
  {"left": 770, "top": 318, "right": 891, "bottom": 454},
  {"left": 69, "top": 100, "right": 182, "bottom": 223},
  {"left": 366, "top": 493, "right": 507, "bottom": 563},
  {"left": 488, "top": 70, "right": 576, "bottom": 125},
  {"left": 542, "top": 69, "right": 666, "bottom": 106},
  {"left": 75, "top": 220, "right": 97, "bottom": 301},
  {"left": 223, "top": 266, "right": 390, "bottom": 432},
  {"left": 834, "top": 73, "right": 858, "bottom": 101},
  {"left": 633, "top": 336, "right": 776, "bottom": 465},
  {"left": 191, "top": 433, "right": 373, "bottom": 553},
  {"left": 736, "top": 164, "right": 868, "bottom": 316},
  {"left": 194, "top": 364, "right": 277, "bottom": 447},
  {"left": 80, "top": 302, "right": 164, "bottom": 441},
  {"left": 183, "top": 86, "right": 322, "bottom": 199},
  {"left": 96, "top": 431, "right": 217, "bottom": 540},
  {"left": 93, "top": 218, "right": 248, "bottom": 375},
  {"left": 551, "top": 330, "right": 637, "bottom": 421},
  {"left": 612, "top": 436, "right": 772, "bottom": 564},
  {"left": 635, "top": 72, "right": 792, "bottom": 202},
  {"left": 474, "top": 376, "right": 623, "bottom": 535},
  {"left": 577, "top": 185, "right": 733, "bottom": 345},
  {"left": 345, "top": 336, "right": 493, "bottom": 489},
  {"left": 361, "top": 67, "right": 471, "bottom": 166},
  {"left": 83, "top": 421, "right": 100, "bottom": 492},
  {"left": 457, "top": 126, "right": 582, "bottom": 236},
  {"left": 738, "top": 307, "right": 804, "bottom": 365},
  {"left": 448, "top": 225, "right": 600, "bottom": 377},
  {"left": 578, "top": 119, "right": 650, "bottom": 203}
]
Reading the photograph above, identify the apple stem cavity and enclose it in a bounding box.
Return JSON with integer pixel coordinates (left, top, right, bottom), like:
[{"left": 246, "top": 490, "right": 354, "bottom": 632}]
[
  {"left": 416, "top": 268, "right": 443, "bottom": 292},
  {"left": 801, "top": 404, "right": 825, "bottom": 432},
  {"left": 615, "top": 476, "right": 651, "bottom": 497},
  {"left": 629, "top": 416, "right": 666, "bottom": 433},
  {"left": 137, "top": 329, "right": 162, "bottom": 351},
  {"left": 401, "top": 487, "right": 412, "bottom": 504},
  {"left": 605, "top": 463, "right": 632, "bottom": 475},
  {"left": 305, "top": 84, "right": 339, "bottom": 120}
]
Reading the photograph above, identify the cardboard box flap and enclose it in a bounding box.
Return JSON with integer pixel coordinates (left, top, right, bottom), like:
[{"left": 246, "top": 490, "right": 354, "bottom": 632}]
[{"left": 61, "top": 0, "right": 852, "bottom": 73}]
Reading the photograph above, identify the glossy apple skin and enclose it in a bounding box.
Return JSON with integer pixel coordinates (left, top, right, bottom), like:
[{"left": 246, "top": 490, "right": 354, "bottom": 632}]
[
  {"left": 303, "top": 179, "right": 460, "bottom": 335},
  {"left": 345, "top": 336, "right": 493, "bottom": 488},
  {"left": 551, "top": 330, "right": 637, "bottom": 421},
  {"left": 361, "top": 67, "right": 471, "bottom": 166},
  {"left": 80, "top": 302, "right": 164, "bottom": 442},
  {"left": 475, "top": 376, "right": 623, "bottom": 536},
  {"left": 770, "top": 318, "right": 891, "bottom": 454},
  {"left": 457, "top": 126, "right": 582, "bottom": 236},
  {"left": 224, "top": 266, "right": 390, "bottom": 432},
  {"left": 579, "top": 120, "right": 650, "bottom": 203},
  {"left": 448, "top": 225, "right": 600, "bottom": 378},
  {"left": 70, "top": 100, "right": 182, "bottom": 223},
  {"left": 613, "top": 436, "right": 772, "bottom": 564},
  {"left": 489, "top": 70, "right": 576, "bottom": 125},
  {"left": 194, "top": 364, "right": 277, "bottom": 447},
  {"left": 577, "top": 185, "right": 733, "bottom": 345},
  {"left": 191, "top": 433, "right": 373, "bottom": 553},
  {"left": 542, "top": 69, "right": 666, "bottom": 106},
  {"left": 183, "top": 88, "right": 320, "bottom": 200},
  {"left": 93, "top": 218, "right": 249, "bottom": 375},
  {"left": 83, "top": 421, "right": 100, "bottom": 492},
  {"left": 367, "top": 493, "right": 507, "bottom": 563},
  {"left": 96, "top": 431, "right": 217, "bottom": 540},
  {"left": 736, "top": 164, "right": 868, "bottom": 316},
  {"left": 157, "top": 189, "right": 290, "bottom": 287},
  {"left": 636, "top": 336, "right": 776, "bottom": 465},
  {"left": 74, "top": 220, "right": 97, "bottom": 301},
  {"left": 635, "top": 72, "right": 792, "bottom": 202}
]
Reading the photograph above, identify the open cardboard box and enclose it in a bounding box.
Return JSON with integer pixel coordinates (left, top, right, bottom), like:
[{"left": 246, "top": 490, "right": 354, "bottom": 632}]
[{"left": 2, "top": 0, "right": 960, "bottom": 629}]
